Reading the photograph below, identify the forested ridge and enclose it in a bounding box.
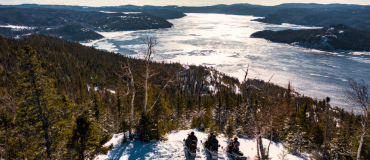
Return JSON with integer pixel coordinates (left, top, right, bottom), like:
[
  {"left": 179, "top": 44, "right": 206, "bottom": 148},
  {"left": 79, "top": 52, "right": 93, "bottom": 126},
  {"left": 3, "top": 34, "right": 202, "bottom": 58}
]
[
  {"left": 0, "top": 34, "right": 369, "bottom": 159},
  {"left": 0, "top": 8, "right": 174, "bottom": 41},
  {"left": 251, "top": 24, "right": 370, "bottom": 52}
]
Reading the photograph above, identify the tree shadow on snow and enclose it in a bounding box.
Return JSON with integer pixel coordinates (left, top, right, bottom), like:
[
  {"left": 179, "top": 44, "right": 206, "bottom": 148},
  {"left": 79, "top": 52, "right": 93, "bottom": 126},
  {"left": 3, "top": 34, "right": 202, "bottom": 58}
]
[{"left": 107, "top": 139, "right": 161, "bottom": 160}]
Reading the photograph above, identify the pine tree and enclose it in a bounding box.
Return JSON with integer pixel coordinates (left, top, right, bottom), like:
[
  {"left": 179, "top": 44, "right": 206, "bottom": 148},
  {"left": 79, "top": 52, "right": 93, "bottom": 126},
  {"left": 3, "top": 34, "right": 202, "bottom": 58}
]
[
  {"left": 191, "top": 95, "right": 204, "bottom": 130},
  {"left": 116, "top": 91, "right": 121, "bottom": 118},
  {"left": 174, "top": 89, "right": 186, "bottom": 129},
  {"left": 151, "top": 90, "right": 171, "bottom": 140},
  {"left": 137, "top": 113, "right": 155, "bottom": 142},
  {"left": 215, "top": 93, "right": 223, "bottom": 130},
  {"left": 16, "top": 45, "right": 61, "bottom": 159},
  {"left": 77, "top": 75, "right": 86, "bottom": 104},
  {"left": 285, "top": 82, "right": 292, "bottom": 111},
  {"left": 54, "top": 94, "right": 74, "bottom": 158},
  {"left": 91, "top": 89, "right": 100, "bottom": 122},
  {"left": 223, "top": 88, "right": 234, "bottom": 130},
  {"left": 202, "top": 97, "right": 217, "bottom": 132},
  {"left": 204, "top": 110, "right": 219, "bottom": 134},
  {"left": 298, "top": 103, "right": 309, "bottom": 131},
  {"left": 0, "top": 97, "right": 15, "bottom": 159},
  {"left": 226, "top": 114, "right": 236, "bottom": 139},
  {"left": 309, "top": 122, "right": 324, "bottom": 154},
  {"left": 70, "top": 112, "right": 98, "bottom": 160}
]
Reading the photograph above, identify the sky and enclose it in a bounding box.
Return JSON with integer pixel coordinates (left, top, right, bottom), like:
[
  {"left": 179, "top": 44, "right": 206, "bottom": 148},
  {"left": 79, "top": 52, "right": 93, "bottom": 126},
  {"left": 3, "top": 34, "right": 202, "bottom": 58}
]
[{"left": 0, "top": 0, "right": 369, "bottom": 7}]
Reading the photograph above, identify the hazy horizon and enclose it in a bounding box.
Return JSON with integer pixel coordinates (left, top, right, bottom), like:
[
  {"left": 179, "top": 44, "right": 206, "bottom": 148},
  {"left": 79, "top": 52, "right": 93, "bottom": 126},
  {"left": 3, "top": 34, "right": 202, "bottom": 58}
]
[{"left": 0, "top": 0, "right": 369, "bottom": 7}]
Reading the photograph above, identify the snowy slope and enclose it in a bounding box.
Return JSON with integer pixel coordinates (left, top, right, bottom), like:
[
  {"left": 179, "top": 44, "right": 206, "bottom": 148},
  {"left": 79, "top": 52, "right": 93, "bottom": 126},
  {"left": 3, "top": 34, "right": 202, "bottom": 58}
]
[{"left": 95, "top": 129, "right": 303, "bottom": 160}]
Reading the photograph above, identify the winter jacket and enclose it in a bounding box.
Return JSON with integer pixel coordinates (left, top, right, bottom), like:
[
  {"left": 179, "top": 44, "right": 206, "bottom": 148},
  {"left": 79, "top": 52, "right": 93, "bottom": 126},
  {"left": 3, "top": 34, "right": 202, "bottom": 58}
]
[
  {"left": 233, "top": 141, "right": 240, "bottom": 149},
  {"left": 209, "top": 138, "right": 219, "bottom": 151},
  {"left": 187, "top": 134, "right": 198, "bottom": 142}
]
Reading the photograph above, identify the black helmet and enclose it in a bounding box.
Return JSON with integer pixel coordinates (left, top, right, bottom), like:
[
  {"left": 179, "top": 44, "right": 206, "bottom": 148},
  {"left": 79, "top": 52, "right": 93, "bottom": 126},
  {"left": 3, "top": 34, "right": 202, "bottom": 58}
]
[
  {"left": 210, "top": 132, "right": 214, "bottom": 135},
  {"left": 234, "top": 137, "right": 238, "bottom": 141},
  {"left": 191, "top": 132, "right": 194, "bottom": 135}
]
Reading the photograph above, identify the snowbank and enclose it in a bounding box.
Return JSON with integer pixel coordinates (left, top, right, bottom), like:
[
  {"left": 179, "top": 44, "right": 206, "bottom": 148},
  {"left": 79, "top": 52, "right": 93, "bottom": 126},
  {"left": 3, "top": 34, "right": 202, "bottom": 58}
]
[{"left": 95, "top": 129, "right": 304, "bottom": 160}]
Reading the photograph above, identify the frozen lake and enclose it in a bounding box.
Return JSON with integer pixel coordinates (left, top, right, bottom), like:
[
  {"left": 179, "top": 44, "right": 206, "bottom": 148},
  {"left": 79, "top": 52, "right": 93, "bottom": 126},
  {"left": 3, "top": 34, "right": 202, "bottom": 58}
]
[{"left": 82, "top": 13, "right": 370, "bottom": 110}]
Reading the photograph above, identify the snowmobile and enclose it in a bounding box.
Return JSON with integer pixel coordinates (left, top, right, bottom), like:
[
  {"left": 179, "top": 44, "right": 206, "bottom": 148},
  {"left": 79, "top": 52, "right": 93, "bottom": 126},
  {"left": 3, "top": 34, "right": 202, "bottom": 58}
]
[
  {"left": 225, "top": 147, "right": 247, "bottom": 160},
  {"left": 183, "top": 138, "right": 197, "bottom": 158},
  {"left": 201, "top": 139, "right": 219, "bottom": 160}
]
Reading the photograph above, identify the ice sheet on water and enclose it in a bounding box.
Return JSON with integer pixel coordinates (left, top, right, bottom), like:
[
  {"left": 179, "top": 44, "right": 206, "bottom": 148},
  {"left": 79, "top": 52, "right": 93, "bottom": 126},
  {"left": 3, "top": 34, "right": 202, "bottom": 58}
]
[
  {"left": 80, "top": 13, "right": 370, "bottom": 111},
  {"left": 99, "top": 11, "right": 117, "bottom": 13},
  {"left": 0, "top": 25, "right": 36, "bottom": 31}
]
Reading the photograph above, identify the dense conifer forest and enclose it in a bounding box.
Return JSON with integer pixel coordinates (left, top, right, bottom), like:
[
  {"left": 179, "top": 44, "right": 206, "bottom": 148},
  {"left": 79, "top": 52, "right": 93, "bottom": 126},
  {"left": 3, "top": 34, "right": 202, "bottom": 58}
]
[{"left": 0, "top": 34, "right": 369, "bottom": 159}]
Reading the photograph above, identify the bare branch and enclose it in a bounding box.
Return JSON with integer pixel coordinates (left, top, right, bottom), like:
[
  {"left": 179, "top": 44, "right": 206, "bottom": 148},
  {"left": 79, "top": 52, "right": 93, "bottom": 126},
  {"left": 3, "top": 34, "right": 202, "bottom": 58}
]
[
  {"left": 243, "top": 64, "right": 249, "bottom": 82},
  {"left": 267, "top": 73, "right": 275, "bottom": 83},
  {"left": 147, "top": 80, "right": 172, "bottom": 112},
  {"left": 148, "top": 72, "right": 158, "bottom": 78}
]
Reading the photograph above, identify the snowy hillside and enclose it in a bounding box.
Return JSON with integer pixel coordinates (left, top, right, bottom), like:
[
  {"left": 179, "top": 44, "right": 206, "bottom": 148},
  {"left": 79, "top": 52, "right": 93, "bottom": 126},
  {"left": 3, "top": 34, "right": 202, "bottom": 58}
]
[{"left": 95, "top": 129, "right": 304, "bottom": 160}]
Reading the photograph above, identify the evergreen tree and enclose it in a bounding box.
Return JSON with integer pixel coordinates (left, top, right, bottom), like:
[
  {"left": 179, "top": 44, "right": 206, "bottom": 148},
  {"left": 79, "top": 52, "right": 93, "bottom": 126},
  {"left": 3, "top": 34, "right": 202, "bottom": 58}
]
[
  {"left": 54, "top": 94, "right": 74, "bottom": 158},
  {"left": 70, "top": 112, "right": 98, "bottom": 160},
  {"left": 202, "top": 98, "right": 212, "bottom": 128},
  {"left": 215, "top": 93, "right": 223, "bottom": 130},
  {"left": 77, "top": 75, "right": 86, "bottom": 104},
  {"left": 116, "top": 91, "right": 121, "bottom": 118},
  {"left": 298, "top": 103, "right": 309, "bottom": 131},
  {"left": 16, "top": 45, "right": 61, "bottom": 159},
  {"left": 151, "top": 90, "right": 171, "bottom": 140},
  {"left": 174, "top": 89, "right": 186, "bottom": 129},
  {"left": 202, "top": 97, "right": 218, "bottom": 133},
  {"left": 137, "top": 113, "right": 155, "bottom": 142},
  {"left": 226, "top": 114, "right": 236, "bottom": 139},
  {"left": 309, "top": 122, "right": 324, "bottom": 153},
  {"left": 285, "top": 82, "right": 292, "bottom": 110},
  {"left": 0, "top": 99, "right": 15, "bottom": 159},
  {"left": 91, "top": 89, "right": 100, "bottom": 122}
]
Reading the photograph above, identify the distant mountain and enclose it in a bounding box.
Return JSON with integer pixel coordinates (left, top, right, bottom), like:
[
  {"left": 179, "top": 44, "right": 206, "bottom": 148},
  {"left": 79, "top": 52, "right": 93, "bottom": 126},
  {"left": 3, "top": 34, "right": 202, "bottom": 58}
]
[
  {"left": 125, "top": 3, "right": 370, "bottom": 30},
  {"left": 0, "top": 4, "right": 186, "bottom": 20},
  {"left": 2, "top": 3, "right": 370, "bottom": 41},
  {"left": 274, "top": 3, "right": 362, "bottom": 8},
  {"left": 2, "top": 3, "right": 370, "bottom": 21},
  {"left": 0, "top": 8, "right": 173, "bottom": 41},
  {"left": 253, "top": 8, "right": 370, "bottom": 31},
  {"left": 251, "top": 24, "right": 370, "bottom": 52}
]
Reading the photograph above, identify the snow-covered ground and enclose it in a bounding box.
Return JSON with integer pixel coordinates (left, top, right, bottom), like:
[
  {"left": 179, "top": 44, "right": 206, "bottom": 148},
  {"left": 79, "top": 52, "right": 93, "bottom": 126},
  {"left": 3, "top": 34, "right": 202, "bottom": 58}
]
[{"left": 95, "top": 129, "right": 303, "bottom": 160}]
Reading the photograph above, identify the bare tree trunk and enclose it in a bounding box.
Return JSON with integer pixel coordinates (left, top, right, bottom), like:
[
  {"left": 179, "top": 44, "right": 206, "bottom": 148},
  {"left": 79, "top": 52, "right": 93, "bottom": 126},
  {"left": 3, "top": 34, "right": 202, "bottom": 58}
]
[
  {"left": 345, "top": 79, "right": 370, "bottom": 160},
  {"left": 357, "top": 120, "right": 367, "bottom": 160},
  {"left": 323, "top": 100, "right": 328, "bottom": 159},
  {"left": 257, "top": 138, "right": 261, "bottom": 160},
  {"left": 127, "top": 61, "right": 135, "bottom": 140},
  {"left": 141, "top": 37, "right": 156, "bottom": 115},
  {"left": 143, "top": 59, "right": 149, "bottom": 114},
  {"left": 243, "top": 68, "right": 265, "bottom": 160}
]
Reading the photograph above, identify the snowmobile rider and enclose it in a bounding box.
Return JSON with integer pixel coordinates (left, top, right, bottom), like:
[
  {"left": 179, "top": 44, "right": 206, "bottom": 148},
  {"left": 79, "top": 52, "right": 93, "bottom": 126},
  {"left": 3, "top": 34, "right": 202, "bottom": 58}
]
[
  {"left": 227, "top": 139, "right": 234, "bottom": 153},
  {"left": 205, "top": 132, "right": 214, "bottom": 148},
  {"left": 208, "top": 132, "right": 214, "bottom": 140},
  {"left": 186, "top": 131, "right": 198, "bottom": 149},
  {"left": 232, "top": 137, "right": 243, "bottom": 156},
  {"left": 209, "top": 135, "right": 219, "bottom": 151}
]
